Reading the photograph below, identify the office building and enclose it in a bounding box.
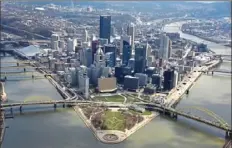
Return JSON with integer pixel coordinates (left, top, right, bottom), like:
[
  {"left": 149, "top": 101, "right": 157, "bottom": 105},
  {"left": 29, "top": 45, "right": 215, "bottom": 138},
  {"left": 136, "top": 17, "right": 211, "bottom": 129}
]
[
  {"left": 98, "top": 77, "right": 117, "bottom": 93},
  {"left": 128, "top": 58, "right": 135, "bottom": 70},
  {"left": 144, "top": 84, "right": 156, "bottom": 94},
  {"left": 124, "top": 75, "right": 139, "bottom": 91},
  {"left": 135, "top": 73, "right": 148, "bottom": 86},
  {"left": 159, "top": 34, "right": 170, "bottom": 60},
  {"left": 197, "top": 43, "right": 208, "bottom": 52},
  {"left": 79, "top": 48, "right": 92, "bottom": 67},
  {"left": 67, "top": 38, "right": 77, "bottom": 52},
  {"left": 145, "top": 67, "right": 156, "bottom": 77},
  {"left": 51, "top": 34, "right": 59, "bottom": 50},
  {"left": 147, "top": 43, "right": 152, "bottom": 59},
  {"left": 122, "top": 41, "right": 132, "bottom": 66},
  {"left": 127, "top": 23, "right": 135, "bottom": 50},
  {"left": 120, "top": 35, "right": 131, "bottom": 54},
  {"left": 91, "top": 34, "right": 96, "bottom": 41},
  {"left": 105, "top": 52, "right": 115, "bottom": 67},
  {"left": 65, "top": 67, "right": 77, "bottom": 86},
  {"left": 111, "top": 26, "right": 116, "bottom": 36},
  {"left": 163, "top": 69, "right": 174, "bottom": 91},
  {"left": 99, "top": 38, "right": 108, "bottom": 47},
  {"left": 104, "top": 44, "right": 116, "bottom": 67},
  {"left": 83, "top": 29, "right": 88, "bottom": 42},
  {"left": 114, "top": 66, "right": 132, "bottom": 84},
  {"left": 91, "top": 40, "right": 99, "bottom": 63},
  {"left": 173, "top": 70, "right": 179, "bottom": 88},
  {"left": 94, "top": 46, "right": 105, "bottom": 67},
  {"left": 58, "top": 40, "right": 65, "bottom": 50},
  {"left": 99, "top": 15, "right": 111, "bottom": 43},
  {"left": 147, "top": 56, "right": 154, "bottom": 67},
  {"left": 77, "top": 65, "right": 89, "bottom": 99},
  {"left": 151, "top": 74, "right": 162, "bottom": 89},
  {"left": 134, "top": 44, "right": 147, "bottom": 73},
  {"left": 168, "top": 40, "right": 172, "bottom": 58}
]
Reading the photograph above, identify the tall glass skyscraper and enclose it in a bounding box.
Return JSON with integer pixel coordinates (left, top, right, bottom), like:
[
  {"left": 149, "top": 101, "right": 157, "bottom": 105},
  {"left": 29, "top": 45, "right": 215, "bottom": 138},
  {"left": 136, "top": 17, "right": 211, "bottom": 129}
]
[
  {"left": 122, "top": 40, "right": 132, "bottom": 66},
  {"left": 104, "top": 44, "right": 116, "bottom": 67},
  {"left": 134, "top": 44, "right": 147, "bottom": 73},
  {"left": 99, "top": 15, "right": 111, "bottom": 43}
]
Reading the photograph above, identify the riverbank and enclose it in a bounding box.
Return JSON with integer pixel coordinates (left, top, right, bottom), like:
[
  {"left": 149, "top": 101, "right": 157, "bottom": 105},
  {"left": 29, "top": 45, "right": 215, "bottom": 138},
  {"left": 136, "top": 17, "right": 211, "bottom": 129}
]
[
  {"left": 166, "top": 59, "right": 221, "bottom": 108},
  {"left": 73, "top": 106, "right": 157, "bottom": 144},
  {"left": 181, "top": 30, "right": 230, "bottom": 47},
  {"left": 0, "top": 112, "right": 5, "bottom": 147}
]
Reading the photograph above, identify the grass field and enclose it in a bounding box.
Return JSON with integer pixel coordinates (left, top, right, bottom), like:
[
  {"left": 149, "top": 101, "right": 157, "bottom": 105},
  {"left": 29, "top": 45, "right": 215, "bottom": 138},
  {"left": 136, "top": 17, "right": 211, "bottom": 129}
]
[
  {"left": 141, "top": 110, "right": 152, "bottom": 115},
  {"left": 129, "top": 109, "right": 152, "bottom": 116},
  {"left": 94, "top": 95, "right": 125, "bottom": 102},
  {"left": 102, "top": 110, "right": 126, "bottom": 131}
]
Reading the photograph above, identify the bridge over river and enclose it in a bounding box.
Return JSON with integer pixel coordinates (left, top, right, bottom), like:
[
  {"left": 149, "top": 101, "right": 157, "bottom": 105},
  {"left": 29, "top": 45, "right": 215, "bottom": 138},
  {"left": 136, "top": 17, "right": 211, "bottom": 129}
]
[{"left": 1, "top": 99, "right": 231, "bottom": 140}]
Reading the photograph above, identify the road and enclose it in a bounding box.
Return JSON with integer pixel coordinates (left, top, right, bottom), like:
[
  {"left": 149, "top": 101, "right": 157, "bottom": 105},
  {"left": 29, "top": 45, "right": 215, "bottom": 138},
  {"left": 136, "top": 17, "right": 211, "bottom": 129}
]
[{"left": 166, "top": 60, "right": 221, "bottom": 108}]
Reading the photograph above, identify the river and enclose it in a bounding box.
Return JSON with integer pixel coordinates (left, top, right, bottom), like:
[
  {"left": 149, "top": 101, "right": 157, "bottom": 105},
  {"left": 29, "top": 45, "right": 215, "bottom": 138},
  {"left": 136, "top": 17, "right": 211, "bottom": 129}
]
[{"left": 1, "top": 23, "right": 231, "bottom": 148}]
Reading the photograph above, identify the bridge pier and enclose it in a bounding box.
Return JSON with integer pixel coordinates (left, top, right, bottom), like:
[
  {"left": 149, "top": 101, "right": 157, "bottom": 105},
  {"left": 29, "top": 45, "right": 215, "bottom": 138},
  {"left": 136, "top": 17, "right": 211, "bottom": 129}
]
[
  {"left": 63, "top": 103, "right": 65, "bottom": 108},
  {"left": 54, "top": 103, "right": 57, "bottom": 110},
  {"left": 17, "top": 63, "right": 19, "bottom": 67},
  {"left": 10, "top": 107, "right": 13, "bottom": 115},
  {"left": 170, "top": 112, "right": 178, "bottom": 120},
  {"left": 211, "top": 71, "right": 214, "bottom": 76},
  {"left": 19, "top": 106, "right": 23, "bottom": 114},
  {"left": 186, "top": 89, "right": 189, "bottom": 95},
  {"left": 225, "top": 131, "right": 232, "bottom": 140}
]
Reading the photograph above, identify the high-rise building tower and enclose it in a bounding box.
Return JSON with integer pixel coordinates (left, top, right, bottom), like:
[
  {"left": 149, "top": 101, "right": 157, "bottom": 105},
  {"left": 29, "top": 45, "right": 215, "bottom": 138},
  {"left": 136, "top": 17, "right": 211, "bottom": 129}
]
[
  {"left": 94, "top": 46, "right": 105, "bottom": 67},
  {"left": 67, "top": 38, "right": 77, "bottom": 52},
  {"left": 134, "top": 44, "right": 147, "bottom": 73},
  {"left": 168, "top": 40, "right": 172, "bottom": 58},
  {"left": 83, "top": 29, "right": 88, "bottom": 42},
  {"left": 111, "top": 26, "right": 116, "bottom": 36},
  {"left": 122, "top": 41, "right": 132, "bottom": 66},
  {"left": 104, "top": 44, "right": 116, "bottom": 67},
  {"left": 105, "top": 52, "right": 115, "bottom": 67},
  {"left": 120, "top": 35, "right": 131, "bottom": 54},
  {"left": 77, "top": 65, "right": 89, "bottom": 99},
  {"left": 159, "top": 34, "right": 170, "bottom": 60},
  {"left": 163, "top": 69, "right": 174, "bottom": 91},
  {"left": 51, "top": 34, "right": 59, "bottom": 50},
  {"left": 127, "top": 23, "right": 135, "bottom": 51},
  {"left": 99, "top": 15, "right": 111, "bottom": 43},
  {"left": 91, "top": 40, "right": 99, "bottom": 64}
]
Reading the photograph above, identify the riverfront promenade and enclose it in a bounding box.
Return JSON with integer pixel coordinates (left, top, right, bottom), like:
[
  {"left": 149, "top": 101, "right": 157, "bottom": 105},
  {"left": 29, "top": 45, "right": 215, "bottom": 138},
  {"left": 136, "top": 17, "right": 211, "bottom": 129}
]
[
  {"left": 166, "top": 60, "right": 221, "bottom": 108},
  {"left": 74, "top": 106, "right": 157, "bottom": 144}
]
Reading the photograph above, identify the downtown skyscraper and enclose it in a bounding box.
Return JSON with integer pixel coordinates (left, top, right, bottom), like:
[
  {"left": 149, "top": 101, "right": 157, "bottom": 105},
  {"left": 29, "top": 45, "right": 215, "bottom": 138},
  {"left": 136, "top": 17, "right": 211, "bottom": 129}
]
[
  {"left": 99, "top": 15, "right": 111, "bottom": 43},
  {"left": 134, "top": 44, "right": 147, "bottom": 73}
]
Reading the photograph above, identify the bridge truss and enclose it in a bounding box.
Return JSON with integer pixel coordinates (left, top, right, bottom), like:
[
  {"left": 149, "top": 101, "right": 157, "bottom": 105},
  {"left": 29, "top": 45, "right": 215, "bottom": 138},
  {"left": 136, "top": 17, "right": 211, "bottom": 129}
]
[{"left": 176, "top": 106, "right": 230, "bottom": 129}]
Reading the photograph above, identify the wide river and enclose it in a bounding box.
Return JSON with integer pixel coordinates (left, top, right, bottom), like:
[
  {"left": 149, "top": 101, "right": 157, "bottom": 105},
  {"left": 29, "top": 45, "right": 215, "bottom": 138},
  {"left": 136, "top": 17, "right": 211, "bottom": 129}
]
[{"left": 2, "top": 22, "right": 231, "bottom": 148}]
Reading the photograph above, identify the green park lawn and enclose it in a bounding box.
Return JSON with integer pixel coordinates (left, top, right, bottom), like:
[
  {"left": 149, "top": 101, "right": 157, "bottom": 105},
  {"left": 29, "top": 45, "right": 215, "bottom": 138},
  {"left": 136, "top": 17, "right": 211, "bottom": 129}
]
[
  {"left": 102, "top": 110, "right": 126, "bottom": 131},
  {"left": 94, "top": 95, "right": 125, "bottom": 102},
  {"left": 129, "top": 109, "right": 152, "bottom": 116},
  {"left": 141, "top": 110, "right": 152, "bottom": 115}
]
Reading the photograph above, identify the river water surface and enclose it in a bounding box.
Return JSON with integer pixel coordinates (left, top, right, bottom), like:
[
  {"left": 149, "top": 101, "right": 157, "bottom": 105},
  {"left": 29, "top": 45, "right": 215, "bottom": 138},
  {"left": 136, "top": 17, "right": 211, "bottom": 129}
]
[{"left": 1, "top": 23, "right": 231, "bottom": 148}]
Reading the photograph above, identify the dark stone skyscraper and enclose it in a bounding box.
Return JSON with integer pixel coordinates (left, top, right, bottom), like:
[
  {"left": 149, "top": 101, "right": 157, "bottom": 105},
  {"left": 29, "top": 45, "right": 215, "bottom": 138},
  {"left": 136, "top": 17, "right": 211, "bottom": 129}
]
[
  {"left": 122, "top": 40, "right": 132, "bottom": 66},
  {"left": 163, "top": 69, "right": 174, "bottom": 91},
  {"left": 99, "top": 15, "right": 111, "bottom": 43},
  {"left": 134, "top": 44, "right": 147, "bottom": 73}
]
